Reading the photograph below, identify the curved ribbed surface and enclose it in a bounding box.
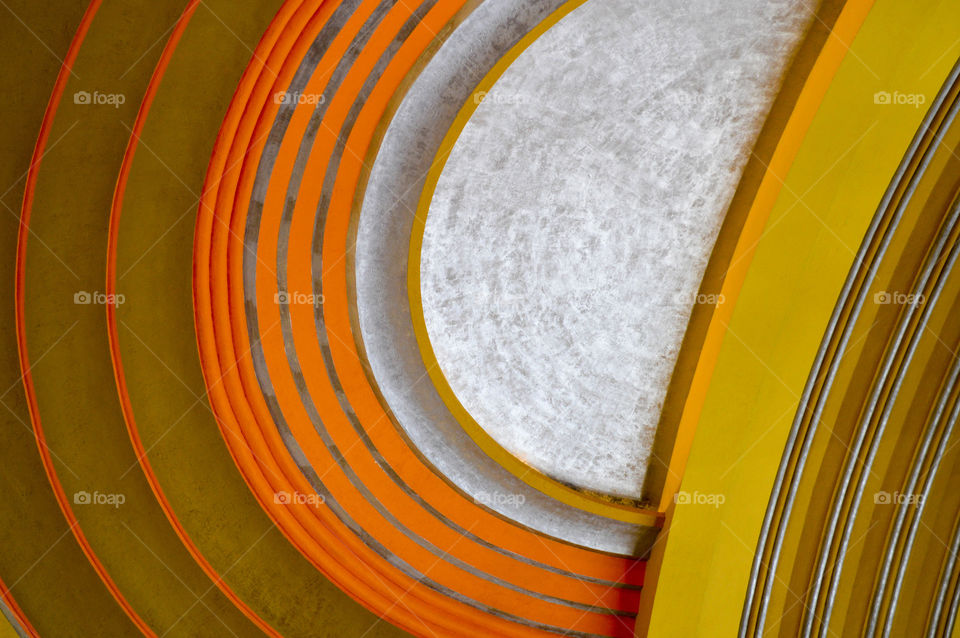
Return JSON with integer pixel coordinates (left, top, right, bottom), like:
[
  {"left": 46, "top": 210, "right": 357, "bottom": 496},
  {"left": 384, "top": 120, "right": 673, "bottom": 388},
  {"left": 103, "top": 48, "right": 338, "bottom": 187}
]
[
  {"left": 192, "top": 1, "right": 651, "bottom": 635},
  {"left": 741, "top": 56, "right": 960, "bottom": 638}
]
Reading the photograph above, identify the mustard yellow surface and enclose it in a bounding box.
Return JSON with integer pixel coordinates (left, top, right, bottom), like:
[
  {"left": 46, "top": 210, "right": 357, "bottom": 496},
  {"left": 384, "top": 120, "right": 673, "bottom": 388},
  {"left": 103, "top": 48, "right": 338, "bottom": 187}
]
[
  {"left": 0, "top": 1, "right": 139, "bottom": 633},
  {"left": 645, "top": 0, "right": 960, "bottom": 635},
  {"left": 111, "top": 0, "right": 411, "bottom": 634},
  {"left": 0, "top": 615, "right": 18, "bottom": 638}
]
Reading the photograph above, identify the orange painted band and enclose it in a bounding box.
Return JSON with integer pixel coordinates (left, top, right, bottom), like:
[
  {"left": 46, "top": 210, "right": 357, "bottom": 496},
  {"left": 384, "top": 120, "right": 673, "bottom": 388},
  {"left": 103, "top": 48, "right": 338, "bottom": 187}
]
[{"left": 255, "top": 0, "right": 636, "bottom": 631}]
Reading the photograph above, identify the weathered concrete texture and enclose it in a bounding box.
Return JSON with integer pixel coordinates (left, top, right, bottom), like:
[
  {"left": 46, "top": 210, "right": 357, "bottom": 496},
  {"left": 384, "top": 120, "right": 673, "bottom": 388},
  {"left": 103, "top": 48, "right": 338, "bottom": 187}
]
[
  {"left": 420, "top": 0, "right": 813, "bottom": 498},
  {"left": 355, "top": 0, "right": 665, "bottom": 555}
]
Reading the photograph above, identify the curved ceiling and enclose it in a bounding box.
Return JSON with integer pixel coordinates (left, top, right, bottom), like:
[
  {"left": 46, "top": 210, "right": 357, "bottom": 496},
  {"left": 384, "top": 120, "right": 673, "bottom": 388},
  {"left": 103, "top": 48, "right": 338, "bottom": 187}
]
[{"left": 1, "top": 0, "right": 958, "bottom": 637}]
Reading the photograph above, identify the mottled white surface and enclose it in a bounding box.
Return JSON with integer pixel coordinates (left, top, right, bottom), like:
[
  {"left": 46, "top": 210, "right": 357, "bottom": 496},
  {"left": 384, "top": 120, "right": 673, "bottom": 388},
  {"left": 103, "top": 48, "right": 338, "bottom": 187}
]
[
  {"left": 421, "top": 0, "right": 812, "bottom": 498},
  {"left": 356, "top": 0, "right": 661, "bottom": 554}
]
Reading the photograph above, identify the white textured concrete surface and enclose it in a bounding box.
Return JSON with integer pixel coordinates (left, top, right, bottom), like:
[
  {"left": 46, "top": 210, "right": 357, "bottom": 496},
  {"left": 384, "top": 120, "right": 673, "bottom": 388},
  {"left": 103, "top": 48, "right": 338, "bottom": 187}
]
[
  {"left": 421, "top": 0, "right": 812, "bottom": 498},
  {"left": 356, "top": 0, "right": 663, "bottom": 555}
]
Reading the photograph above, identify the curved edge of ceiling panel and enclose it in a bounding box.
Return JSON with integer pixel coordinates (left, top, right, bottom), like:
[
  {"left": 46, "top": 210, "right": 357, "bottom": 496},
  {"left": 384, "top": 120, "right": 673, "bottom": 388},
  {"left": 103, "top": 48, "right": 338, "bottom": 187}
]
[
  {"left": 741, "top": 58, "right": 960, "bottom": 638},
  {"left": 355, "top": 0, "right": 663, "bottom": 553},
  {"left": 648, "top": 0, "right": 876, "bottom": 514},
  {"left": 104, "top": 1, "right": 282, "bottom": 635},
  {"left": 0, "top": 0, "right": 147, "bottom": 635},
  {"left": 0, "top": 577, "right": 34, "bottom": 638},
  {"left": 402, "top": 0, "right": 661, "bottom": 523},
  {"left": 14, "top": 0, "right": 154, "bottom": 634},
  {"left": 9, "top": 0, "right": 402, "bottom": 636},
  {"left": 103, "top": 0, "right": 416, "bottom": 635}
]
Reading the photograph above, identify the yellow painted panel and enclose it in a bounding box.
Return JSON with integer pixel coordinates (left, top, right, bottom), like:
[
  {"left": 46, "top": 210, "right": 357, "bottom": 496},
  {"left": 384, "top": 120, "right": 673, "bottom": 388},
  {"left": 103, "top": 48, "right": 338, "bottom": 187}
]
[
  {"left": 0, "top": 614, "right": 18, "bottom": 638},
  {"left": 646, "top": 0, "right": 960, "bottom": 635}
]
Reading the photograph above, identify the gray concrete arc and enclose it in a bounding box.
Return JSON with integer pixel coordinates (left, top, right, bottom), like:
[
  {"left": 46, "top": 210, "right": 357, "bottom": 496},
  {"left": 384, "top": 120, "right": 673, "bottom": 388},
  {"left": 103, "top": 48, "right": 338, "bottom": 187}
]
[{"left": 253, "top": 0, "right": 643, "bottom": 579}]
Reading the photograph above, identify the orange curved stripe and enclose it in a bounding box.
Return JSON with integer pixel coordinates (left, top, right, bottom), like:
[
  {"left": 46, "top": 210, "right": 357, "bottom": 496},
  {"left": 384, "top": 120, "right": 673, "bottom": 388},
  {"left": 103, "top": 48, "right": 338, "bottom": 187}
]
[
  {"left": 195, "top": 0, "right": 646, "bottom": 634},
  {"left": 276, "top": 1, "right": 639, "bottom": 630},
  {"left": 200, "top": 1, "right": 571, "bottom": 634},
  {"left": 14, "top": 0, "right": 155, "bottom": 635},
  {"left": 221, "top": 2, "right": 520, "bottom": 633},
  {"left": 260, "top": 0, "right": 642, "bottom": 583},
  {"left": 265, "top": 0, "right": 633, "bottom": 632},
  {"left": 193, "top": 2, "right": 494, "bottom": 636},
  {"left": 257, "top": 0, "right": 635, "bottom": 626}
]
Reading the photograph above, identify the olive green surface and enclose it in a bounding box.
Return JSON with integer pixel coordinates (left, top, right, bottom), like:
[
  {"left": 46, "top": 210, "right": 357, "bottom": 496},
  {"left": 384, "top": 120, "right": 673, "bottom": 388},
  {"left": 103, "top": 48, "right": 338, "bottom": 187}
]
[
  {"left": 112, "top": 0, "right": 409, "bottom": 635},
  {"left": 19, "top": 0, "right": 267, "bottom": 635},
  {"left": 0, "top": 0, "right": 138, "bottom": 635}
]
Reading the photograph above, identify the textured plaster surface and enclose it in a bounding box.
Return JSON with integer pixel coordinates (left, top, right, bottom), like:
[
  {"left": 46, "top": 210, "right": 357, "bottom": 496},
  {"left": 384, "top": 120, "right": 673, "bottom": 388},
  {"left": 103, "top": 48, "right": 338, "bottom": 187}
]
[
  {"left": 355, "top": 0, "right": 666, "bottom": 555},
  {"left": 420, "top": 0, "right": 812, "bottom": 498}
]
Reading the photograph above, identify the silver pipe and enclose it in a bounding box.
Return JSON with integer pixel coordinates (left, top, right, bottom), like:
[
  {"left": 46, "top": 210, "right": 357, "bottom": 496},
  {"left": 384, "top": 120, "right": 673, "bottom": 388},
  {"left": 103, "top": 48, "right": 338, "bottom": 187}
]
[
  {"left": 744, "top": 57, "right": 960, "bottom": 638},
  {"left": 869, "top": 309, "right": 960, "bottom": 637},
  {"left": 882, "top": 325, "right": 960, "bottom": 637},
  {"left": 926, "top": 511, "right": 960, "bottom": 638},
  {"left": 817, "top": 150, "right": 960, "bottom": 637}
]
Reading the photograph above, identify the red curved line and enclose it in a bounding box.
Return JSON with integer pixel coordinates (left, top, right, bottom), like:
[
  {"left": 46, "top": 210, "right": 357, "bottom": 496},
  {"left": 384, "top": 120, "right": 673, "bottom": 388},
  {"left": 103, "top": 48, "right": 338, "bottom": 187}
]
[
  {"left": 0, "top": 574, "right": 39, "bottom": 638},
  {"left": 13, "top": 0, "right": 156, "bottom": 635},
  {"left": 103, "top": 1, "right": 286, "bottom": 636}
]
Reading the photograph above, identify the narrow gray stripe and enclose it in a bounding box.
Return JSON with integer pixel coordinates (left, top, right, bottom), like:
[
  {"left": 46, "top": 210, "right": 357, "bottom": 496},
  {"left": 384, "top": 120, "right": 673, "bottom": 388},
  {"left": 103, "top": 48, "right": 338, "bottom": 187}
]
[
  {"left": 814, "top": 103, "right": 960, "bottom": 637},
  {"left": 866, "top": 205, "right": 960, "bottom": 635},
  {"left": 249, "top": 0, "right": 645, "bottom": 587}
]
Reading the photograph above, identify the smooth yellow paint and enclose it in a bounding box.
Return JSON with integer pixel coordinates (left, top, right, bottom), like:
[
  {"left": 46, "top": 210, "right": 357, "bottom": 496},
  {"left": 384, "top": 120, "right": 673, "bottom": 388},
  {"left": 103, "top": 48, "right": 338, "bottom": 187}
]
[
  {"left": 407, "top": 0, "right": 664, "bottom": 526},
  {"left": 654, "top": 0, "right": 875, "bottom": 512},
  {"left": 0, "top": 614, "right": 18, "bottom": 638},
  {"left": 645, "top": 0, "right": 960, "bottom": 635}
]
